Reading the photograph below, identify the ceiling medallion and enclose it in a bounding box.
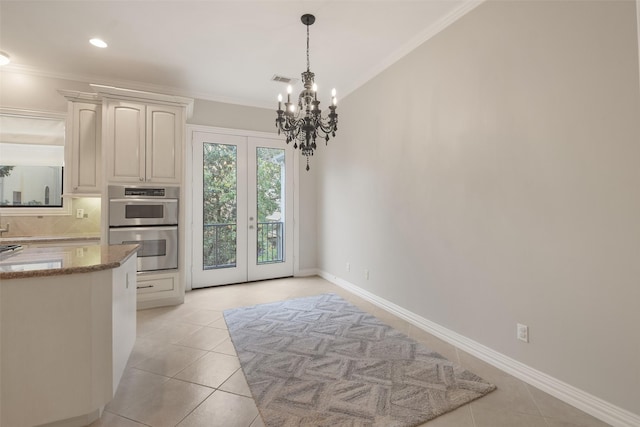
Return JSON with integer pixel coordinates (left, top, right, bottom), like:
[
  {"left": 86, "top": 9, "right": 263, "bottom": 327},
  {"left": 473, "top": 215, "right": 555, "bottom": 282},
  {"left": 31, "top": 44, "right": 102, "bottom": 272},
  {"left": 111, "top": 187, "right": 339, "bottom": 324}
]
[{"left": 276, "top": 14, "right": 338, "bottom": 171}]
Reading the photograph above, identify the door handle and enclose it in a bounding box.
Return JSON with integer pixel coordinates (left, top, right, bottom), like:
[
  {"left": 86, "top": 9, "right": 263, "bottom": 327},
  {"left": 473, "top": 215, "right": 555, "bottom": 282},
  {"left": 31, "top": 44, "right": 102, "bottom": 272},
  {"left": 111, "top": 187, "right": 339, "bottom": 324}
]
[
  {"left": 249, "top": 225, "right": 254, "bottom": 229},
  {"left": 249, "top": 217, "right": 254, "bottom": 221}
]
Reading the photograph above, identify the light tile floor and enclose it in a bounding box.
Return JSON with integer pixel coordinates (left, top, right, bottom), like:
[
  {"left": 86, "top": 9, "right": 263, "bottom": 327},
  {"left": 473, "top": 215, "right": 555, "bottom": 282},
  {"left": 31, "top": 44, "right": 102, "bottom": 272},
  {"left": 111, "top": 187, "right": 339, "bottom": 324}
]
[{"left": 91, "top": 276, "right": 612, "bottom": 427}]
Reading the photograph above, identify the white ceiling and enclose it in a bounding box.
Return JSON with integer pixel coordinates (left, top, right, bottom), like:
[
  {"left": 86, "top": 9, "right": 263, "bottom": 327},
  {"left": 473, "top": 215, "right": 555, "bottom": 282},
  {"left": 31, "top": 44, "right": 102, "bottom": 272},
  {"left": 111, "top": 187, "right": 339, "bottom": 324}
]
[{"left": 0, "top": 1, "right": 479, "bottom": 108}]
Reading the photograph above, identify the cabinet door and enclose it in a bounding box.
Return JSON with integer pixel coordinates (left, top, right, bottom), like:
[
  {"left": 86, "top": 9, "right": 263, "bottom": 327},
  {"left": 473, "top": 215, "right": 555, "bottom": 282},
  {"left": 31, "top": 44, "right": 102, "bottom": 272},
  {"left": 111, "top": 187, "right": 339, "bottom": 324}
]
[
  {"left": 145, "top": 104, "right": 183, "bottom": 183},
  {"left": 65, "top": 101, "right": 102, "bottom": 195},
  {"left": 106, "top": 101, "right": 146, "bottom": 182},
  {"left": 70, "top": 102, "right": 101, "bottom": 193}
]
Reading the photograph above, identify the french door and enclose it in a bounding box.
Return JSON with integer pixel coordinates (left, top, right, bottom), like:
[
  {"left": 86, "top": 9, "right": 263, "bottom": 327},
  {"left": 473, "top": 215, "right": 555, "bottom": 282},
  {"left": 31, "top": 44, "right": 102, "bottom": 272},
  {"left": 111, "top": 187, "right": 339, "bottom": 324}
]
[{"left": 191, "top": 131, "right": 294, "bottom": 288}]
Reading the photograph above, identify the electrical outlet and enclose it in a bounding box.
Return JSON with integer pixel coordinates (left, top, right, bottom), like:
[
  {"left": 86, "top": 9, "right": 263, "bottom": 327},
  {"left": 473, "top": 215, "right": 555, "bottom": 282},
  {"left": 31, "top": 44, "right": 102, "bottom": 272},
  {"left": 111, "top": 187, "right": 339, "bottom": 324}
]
[
  {"left": 346, "top": 262, "right": 350, "bottom": 272},
  {"left": 76, "top": 208, "right": 84, "bottom": 219},
  {"left": 517, "top": 323, "right": 529, "bottom": 343},
  {"left": 364, "top": 269, "right": 369, "bottom": 280}
]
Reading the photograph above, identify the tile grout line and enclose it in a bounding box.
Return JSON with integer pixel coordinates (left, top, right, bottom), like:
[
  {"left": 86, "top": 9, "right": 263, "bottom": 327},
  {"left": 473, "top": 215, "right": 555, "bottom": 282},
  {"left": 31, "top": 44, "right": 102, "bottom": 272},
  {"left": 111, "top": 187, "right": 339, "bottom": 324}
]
[
  {"left": 103, "top": 409, "right": 154, "bottom": 427},
  {"left": 107, "top": 368, "right": 173, "bottom": 419},
  {"left": 524, "top": 382, "right": 553, "bottom": 427},
  {"left": 171, "top": 388, "right": 216, "bottom": 427},
  {"left": 469, "top": 403, "right": 478, "bottom": 427}
]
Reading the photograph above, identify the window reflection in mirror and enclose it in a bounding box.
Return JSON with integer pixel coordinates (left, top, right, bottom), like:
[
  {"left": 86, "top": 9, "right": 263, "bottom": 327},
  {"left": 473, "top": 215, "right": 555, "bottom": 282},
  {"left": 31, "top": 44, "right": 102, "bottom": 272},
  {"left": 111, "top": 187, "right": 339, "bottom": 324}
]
[{"left": 0, "top": 111, "right": 65, "bottom": 208}]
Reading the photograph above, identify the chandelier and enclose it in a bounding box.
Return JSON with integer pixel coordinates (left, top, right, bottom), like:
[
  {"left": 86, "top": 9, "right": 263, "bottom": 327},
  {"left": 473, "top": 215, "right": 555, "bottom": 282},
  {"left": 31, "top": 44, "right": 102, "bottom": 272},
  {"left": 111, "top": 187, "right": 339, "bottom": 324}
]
[{"left": 276, "top": 14, "right": 338, "bottom": 171}]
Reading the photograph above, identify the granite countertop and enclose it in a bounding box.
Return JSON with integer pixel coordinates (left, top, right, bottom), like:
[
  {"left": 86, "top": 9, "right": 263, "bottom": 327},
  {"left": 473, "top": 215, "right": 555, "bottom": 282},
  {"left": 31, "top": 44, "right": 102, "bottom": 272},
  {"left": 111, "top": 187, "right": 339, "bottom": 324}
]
[
  {"left": 0, "top": 244, "right": 139, "bottom": 280},
  {"left": 0, "top": 234, "right": 101, "bottom": 245}
]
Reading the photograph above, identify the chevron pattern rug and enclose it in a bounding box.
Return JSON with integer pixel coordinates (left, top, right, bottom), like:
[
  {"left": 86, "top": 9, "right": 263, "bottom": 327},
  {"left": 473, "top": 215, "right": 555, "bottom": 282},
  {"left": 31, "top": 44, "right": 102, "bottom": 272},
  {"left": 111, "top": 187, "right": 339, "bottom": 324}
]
[{"left": 224, "top": 293, "right": 496, "bottom": 427}]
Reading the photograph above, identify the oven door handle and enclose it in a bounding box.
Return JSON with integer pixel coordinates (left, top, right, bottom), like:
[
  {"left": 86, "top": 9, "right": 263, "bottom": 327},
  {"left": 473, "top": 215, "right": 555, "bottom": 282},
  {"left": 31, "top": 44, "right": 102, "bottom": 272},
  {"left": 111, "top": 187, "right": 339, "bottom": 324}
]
[
  {"left": 109, "top": 225, "right": 178, "bottom": 232},
  {"left": 109, "top": 198, "right": 178, "bottom": 204}
]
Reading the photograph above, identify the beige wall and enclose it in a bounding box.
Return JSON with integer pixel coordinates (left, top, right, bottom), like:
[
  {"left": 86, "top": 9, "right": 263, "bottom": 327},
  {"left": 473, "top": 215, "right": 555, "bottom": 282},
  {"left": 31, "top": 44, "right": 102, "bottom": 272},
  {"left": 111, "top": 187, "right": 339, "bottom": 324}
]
[
  {"left": 189, "top": 99, "right": 274, "bottom": 132},
  {"left": 317, "top": 0, "right": 640, "bottom": 416},
  {"left": 0, "top": 71, "right": 88, "bottom": 112}
]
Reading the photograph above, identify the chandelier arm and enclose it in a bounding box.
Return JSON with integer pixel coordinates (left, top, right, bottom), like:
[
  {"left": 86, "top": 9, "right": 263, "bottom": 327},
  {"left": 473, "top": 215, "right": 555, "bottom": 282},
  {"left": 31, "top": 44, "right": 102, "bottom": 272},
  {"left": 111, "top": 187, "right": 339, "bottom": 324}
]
[
  {"left": 280, "top": 117, "right": 307, "bottom": 138},
  {"left": 316, "top": 115, "right": 338, "bottom": 132}
]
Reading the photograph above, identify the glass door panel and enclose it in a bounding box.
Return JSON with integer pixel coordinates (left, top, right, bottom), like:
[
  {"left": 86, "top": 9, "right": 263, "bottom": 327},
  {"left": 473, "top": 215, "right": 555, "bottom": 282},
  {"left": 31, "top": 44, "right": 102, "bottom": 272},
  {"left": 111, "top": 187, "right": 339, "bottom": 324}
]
[
  {"left": 256, "top": 147, "right": 285, "bottom": 265},
  {"left": 192, "top": 132, "right": 247, "bottom": 287},
  {"left": 203, "top": 142, "right": 238, "bottom": 269},
  {"left": 248, "top": 137, "right": 293, "bottom": 281}
]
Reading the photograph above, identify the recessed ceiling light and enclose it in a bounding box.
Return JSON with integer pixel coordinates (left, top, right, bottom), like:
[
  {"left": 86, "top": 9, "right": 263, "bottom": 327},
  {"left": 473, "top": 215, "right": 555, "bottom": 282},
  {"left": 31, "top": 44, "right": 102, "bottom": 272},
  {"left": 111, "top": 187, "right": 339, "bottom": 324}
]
[
  {"left": 0, "top": 52, "right": 10, "bottom": 66},
  {"left": 89, "top": 38, "right": 108, "bottom": 48}
]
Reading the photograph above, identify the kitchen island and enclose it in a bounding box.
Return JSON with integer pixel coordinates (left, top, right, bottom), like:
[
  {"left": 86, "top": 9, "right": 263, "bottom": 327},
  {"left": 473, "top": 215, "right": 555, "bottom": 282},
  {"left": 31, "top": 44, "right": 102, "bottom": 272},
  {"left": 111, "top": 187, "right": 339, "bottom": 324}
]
[{"left": 0, "top": 244, "right": 139, "bottom": 427}]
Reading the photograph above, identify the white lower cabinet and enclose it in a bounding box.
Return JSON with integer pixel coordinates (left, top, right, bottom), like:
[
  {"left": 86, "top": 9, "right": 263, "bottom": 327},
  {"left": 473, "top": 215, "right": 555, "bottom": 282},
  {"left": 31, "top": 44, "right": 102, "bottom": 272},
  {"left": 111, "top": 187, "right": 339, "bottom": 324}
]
[
  {"left": 0, "top": 254, "right": 137, "bottom": 427},
  {"left": 136, "top": 270, "right": 181, "bottom": 309}
]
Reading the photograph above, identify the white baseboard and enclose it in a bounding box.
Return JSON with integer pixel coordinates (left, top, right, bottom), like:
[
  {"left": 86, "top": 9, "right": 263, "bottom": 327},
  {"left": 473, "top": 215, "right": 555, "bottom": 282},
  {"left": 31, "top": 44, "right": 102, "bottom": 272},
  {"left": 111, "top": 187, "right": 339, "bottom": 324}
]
[
  {"left": 318, "top": 270, "right": 640, "bottom": 427},
  {"left": 294, "top": 268, "right": 319, "bottom": 277}
]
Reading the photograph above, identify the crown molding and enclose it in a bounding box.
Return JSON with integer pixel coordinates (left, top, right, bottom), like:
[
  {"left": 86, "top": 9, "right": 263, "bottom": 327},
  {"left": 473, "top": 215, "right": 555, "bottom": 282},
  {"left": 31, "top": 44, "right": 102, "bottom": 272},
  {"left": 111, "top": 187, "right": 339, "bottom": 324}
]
[
  {"left": 0, "top": 106, "right": 67, "bottom": 120},
  {"left": 57, "top": 89, "right": 100, "bottom": 103},
  {"left": 89, "top": 84, "right": 193, "bottom": 105}
]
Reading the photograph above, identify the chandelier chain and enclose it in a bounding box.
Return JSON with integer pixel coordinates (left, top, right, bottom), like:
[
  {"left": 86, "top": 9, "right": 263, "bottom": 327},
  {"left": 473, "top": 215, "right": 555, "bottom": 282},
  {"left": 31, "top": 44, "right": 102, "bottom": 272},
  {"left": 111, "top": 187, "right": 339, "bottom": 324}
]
[{"left": 306, "top": 24, "right": 310, "bottom": 72}]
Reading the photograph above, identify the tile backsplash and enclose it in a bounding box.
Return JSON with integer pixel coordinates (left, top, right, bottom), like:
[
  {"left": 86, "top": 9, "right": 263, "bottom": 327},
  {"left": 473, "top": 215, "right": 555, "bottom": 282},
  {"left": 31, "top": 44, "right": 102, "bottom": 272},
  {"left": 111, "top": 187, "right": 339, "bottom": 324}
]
[{"left": 0, "top": 198, "right": 101, "bottom": 237}]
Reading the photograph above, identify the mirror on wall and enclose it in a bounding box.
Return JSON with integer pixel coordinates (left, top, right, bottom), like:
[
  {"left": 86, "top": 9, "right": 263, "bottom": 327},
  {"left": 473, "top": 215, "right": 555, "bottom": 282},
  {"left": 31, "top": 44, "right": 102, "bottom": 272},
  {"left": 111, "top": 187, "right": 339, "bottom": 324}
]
[{"left": 0, "top": 109, "right": 65, "bottom": 208}]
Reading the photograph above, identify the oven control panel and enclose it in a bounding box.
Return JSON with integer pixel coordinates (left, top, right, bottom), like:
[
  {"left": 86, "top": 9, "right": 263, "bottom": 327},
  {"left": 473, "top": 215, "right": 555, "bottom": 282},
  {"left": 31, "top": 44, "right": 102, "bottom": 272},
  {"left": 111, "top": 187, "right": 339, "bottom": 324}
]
[
  {"left": 125, "top": 188, "right": 166, "bottom": 197},
  {"left": 109, "top": 185, "right": 179, "bottom": 199}
]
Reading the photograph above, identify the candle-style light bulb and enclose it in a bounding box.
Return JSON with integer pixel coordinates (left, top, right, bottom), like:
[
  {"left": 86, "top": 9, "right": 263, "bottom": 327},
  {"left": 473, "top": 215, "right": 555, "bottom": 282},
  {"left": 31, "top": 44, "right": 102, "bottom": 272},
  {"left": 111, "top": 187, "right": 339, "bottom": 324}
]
[
  {"left": 278, "top": 94, "right": 282, "bottom": 110},
  {"left": 289, "top": 104, "right": 296, "bottom": 113},
  {"left": 332, "top": 96, "right": 337, "bottom": 106},
  {"left": 331, "top": 88, "right": 337, "bottom": 97}
]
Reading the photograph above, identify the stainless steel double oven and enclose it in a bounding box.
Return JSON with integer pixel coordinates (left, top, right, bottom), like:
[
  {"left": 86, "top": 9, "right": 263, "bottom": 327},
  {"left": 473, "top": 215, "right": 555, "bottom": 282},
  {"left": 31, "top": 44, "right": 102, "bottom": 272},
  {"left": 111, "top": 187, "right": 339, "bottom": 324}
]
[{"left": 108, "top": 185, "right": 179, "bottom": 272}]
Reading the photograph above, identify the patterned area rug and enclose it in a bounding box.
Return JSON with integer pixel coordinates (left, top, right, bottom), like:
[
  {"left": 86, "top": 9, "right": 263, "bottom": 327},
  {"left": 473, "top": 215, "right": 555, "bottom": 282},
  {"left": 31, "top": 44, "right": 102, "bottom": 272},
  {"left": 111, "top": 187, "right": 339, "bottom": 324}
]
[{"left": 224, "top": 293, "right": 496, "bottom": 427}]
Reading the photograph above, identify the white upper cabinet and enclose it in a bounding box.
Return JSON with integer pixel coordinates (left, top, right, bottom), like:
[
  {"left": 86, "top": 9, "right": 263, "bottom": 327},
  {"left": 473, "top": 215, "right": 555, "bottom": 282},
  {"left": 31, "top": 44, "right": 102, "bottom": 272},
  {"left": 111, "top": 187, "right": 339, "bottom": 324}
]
[
  {"left": 105, "top": 101, "right": 145, "bottom": 182},
  {"left": 105, "top": 100, "right": 184, "bottom": 184},
  {"left": 146, "top": 104, "right": 183, "bottom": 183},
  {"left": 91, "top": 84, "right": 192, "bottom": 186},
  {"left": 60, "top": 91, "right": 102, "bottom": 195}
]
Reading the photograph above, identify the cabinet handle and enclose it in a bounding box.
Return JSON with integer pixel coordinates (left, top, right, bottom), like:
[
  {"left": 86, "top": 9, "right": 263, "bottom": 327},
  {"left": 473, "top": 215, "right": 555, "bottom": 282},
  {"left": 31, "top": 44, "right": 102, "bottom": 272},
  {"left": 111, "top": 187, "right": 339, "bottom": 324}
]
[
  {"left": 139, "top": 177, "right": 144, "bottom": 181},
  {"left": 137, "top": 285, "right": 154, "bottom": 289}
]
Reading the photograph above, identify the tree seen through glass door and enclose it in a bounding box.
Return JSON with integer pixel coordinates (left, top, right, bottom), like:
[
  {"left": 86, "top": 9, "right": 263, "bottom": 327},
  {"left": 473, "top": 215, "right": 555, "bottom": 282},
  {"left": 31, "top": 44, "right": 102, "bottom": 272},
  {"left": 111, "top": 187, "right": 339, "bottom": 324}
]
[
  {"left": 202, "top": 143, "right": 237, "bottom": 269},
  {"left": 256, "top": 147, "right": 285, "bottom": 264}
]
